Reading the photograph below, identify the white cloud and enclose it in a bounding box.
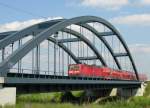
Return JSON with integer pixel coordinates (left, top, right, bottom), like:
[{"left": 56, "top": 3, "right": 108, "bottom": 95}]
[
  {"left": 0, "top": 16, "right": 63, "bottom": 32},
  {"left": 131, "top": 0, "right": 150, "bottom": 6},
  {"left": 67, "top": 0, "right": 150, "bottom": 11},
  {"left": 111, "top": 14, "right": 150, "bottom": 26},
  {"left": 129, "top": 44, "right": 150, "bottom": 79},
  {"left": 80, "top": 0, "right": 129, "bottom": 10},
  {"left": 140, "top": 0, "right": 150, "bottom": 5},
  {"left": 129, "top": 44, "right": 150, "bottom": 53}
]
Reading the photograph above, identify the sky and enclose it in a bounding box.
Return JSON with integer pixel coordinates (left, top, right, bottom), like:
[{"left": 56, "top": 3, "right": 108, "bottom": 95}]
[{"left": 0, "top": 0, "right": 150, "bottom": 78}]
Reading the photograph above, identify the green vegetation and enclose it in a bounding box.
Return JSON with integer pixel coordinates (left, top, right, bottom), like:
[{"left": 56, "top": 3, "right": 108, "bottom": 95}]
[
  {"left": 17, "top": 92, "right": 63, "bottom": 103},
  {"left": 16, "top": 91, "right": 84, "bottom": 104},
  {"left": 144, "top": 81, "right": 150, "bottom": 97},
  {"left": 1, "top": 81, "right": 150, "bottom": 108},
  {"left": 2, "top": 97, "right": 150, "bottom": 108}
]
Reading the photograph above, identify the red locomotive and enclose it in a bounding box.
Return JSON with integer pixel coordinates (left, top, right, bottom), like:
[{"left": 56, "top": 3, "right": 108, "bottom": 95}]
[{"left": 68, "top": 64, "right": 147, "bottom": 81}]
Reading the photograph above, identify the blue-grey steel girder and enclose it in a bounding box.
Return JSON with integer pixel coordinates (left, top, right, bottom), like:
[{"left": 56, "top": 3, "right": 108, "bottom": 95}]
[
  {"left": 0, "top": 29, "right": 107, "bottom": 66},
  {"left": 0, "top": 24, "right": 121, "bottom": 70},
  {"left": 81, "top": 24, "right": 122, "bottom": 69},
  {"left": 0, "top": 16, "right": 139, "bottom": 80},
  {"left": 49, "top": 27, "right": 108, "bottom": 65},
  {"left": 98, "top": 31, "right": 114, "bottom": 36},
  {"left": 0, "top": 31, "right": 82, "bottom": 66},
  {"left": 92, "top": 19, "right": 139, "bottom": 80},
  {"left": 0, "top": 19, "right": 65, "bottom": 49},
  {"left": 114, "top": 53, "right": 128, "bottom": 57},
  {"left": 47, "top": 37, "right": 80, "bottom": 64},
  {"left": 0, "top": 21, "right": 127, "bottom": 70},
  {"left": 57, "top": 38, "right": 81, "bottom": 43},
  {"left": 0, "top": 31, "right": 17, "bottom": 40},
  {"left": 0, "top": 25, "right": 121, "bottom": 70},
  {"left": 0, "top": 30, "right": 81, "bottom": 64},
  {"left": 76, "top": 17, "right": 138, "bottom": 80},
  {"left": 0, "top": 24, "right": 107, "bottom": 65},
  {"left": 62, "top": 28, "right": 107, "bottom": 66},
  {"left": 77, "top": 56, "right": 97, "bottom": 60}
]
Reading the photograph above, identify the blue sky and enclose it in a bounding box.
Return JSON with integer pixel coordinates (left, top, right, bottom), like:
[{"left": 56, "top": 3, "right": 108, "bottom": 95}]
[
  {"left": 0, "top": 0, "right": 150, "bottom": 44},
  {"left": 0, "top": 0, "right": 150, "bottom": 78}
]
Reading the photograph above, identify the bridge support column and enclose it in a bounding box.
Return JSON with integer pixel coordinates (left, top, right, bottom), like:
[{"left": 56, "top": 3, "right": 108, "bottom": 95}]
[
  {"left": 84, "top": 89, "right": 113, "bottom": 99},
  {"left": 82, "top": 89, "right": 118, "bottom": 103},
  {"left": 0, "top": 78, "right": 16, "bottom": 106},
  {"left": 117, "top": 82, "right": 147, "bottom": 98}
]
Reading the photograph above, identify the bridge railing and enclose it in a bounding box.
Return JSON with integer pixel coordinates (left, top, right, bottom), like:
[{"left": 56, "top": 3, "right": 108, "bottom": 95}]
[
  {"left": 7, "top": 68, "right": 108, "bottom": 81},
  {"left": 9, "top": 68, "right": 67, "bottom": 76}
]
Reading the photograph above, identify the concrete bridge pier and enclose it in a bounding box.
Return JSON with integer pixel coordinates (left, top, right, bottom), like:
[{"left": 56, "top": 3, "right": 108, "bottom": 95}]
[
  {"left": 0, "top": 77, "right": 16, "bottom": 106},
  {"left": 85, "top": 82, "right": 147, "bottom": 101},
  {"left": 84, "top": 89, "right": 113, "bottom": 101},
  {"left": 117, "top": 82, "right": 147, "bottom": 98}
]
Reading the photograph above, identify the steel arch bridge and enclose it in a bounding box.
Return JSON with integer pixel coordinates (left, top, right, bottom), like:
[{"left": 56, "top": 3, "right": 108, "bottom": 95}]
[{"left": 0, "top": 16, "right": 141, "bottom": 92}]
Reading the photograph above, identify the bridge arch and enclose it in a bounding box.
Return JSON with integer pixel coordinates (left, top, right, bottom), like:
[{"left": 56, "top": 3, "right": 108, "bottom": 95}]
[{"left": 0, "top": 16, "right": 139, "bottom": 80}]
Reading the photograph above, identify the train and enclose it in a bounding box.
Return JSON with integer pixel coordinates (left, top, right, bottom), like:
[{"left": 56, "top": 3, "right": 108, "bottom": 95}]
[{"left": 68, "top": 64, "right": 147, "bottom": 81}]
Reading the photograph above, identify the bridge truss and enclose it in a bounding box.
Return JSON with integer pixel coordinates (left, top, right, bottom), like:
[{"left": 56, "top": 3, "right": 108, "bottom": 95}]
[{"left": 0, "top": 16, "right": 141, "bottom": 92}]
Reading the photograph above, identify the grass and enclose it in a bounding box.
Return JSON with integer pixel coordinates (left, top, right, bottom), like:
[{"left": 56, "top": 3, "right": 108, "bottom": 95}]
[
  {"left": 71, "top": 90, "right": 84, "bottom": 98},
  {"left": 1, "top": 81, "right": 150, "bottom": 108},
  {"left": 2, "top": 97, "right": 150, "bottom": 108},
  {"left": 3, "top": 103, "right": 80, "bottom": 108},
  {"left": 17, "top": 92, "right": 63, "bottom": 103},
  {"left": 17, "top": 91, "right": 85, "bottom": 104},
  {"left": 144, "top": 81, "right": 150, "bottom": 97}
]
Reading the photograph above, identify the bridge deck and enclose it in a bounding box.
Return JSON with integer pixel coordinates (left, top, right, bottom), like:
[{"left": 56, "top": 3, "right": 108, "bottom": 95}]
[{"left": 0, "top": 73, "right": 142, "bottom": 93}]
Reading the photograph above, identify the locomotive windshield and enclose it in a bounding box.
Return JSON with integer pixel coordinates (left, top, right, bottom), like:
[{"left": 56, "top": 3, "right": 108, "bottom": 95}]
[{"left": 69, "top": 65, "right": 79, "bottom": 71}]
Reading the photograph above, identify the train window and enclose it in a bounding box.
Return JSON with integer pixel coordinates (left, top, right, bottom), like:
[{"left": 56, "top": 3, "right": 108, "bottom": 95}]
[{"left": 69, "top": 65, "right": 79, "bottom": 71}]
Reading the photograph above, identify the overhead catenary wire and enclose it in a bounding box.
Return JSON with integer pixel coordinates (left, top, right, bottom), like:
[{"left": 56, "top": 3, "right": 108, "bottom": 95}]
[
  {"left": 0, "top": 1, "right": 49, "bottom": 75},
  {"left": 0, "top": 1, "right": 46, "bottom": 19}
]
